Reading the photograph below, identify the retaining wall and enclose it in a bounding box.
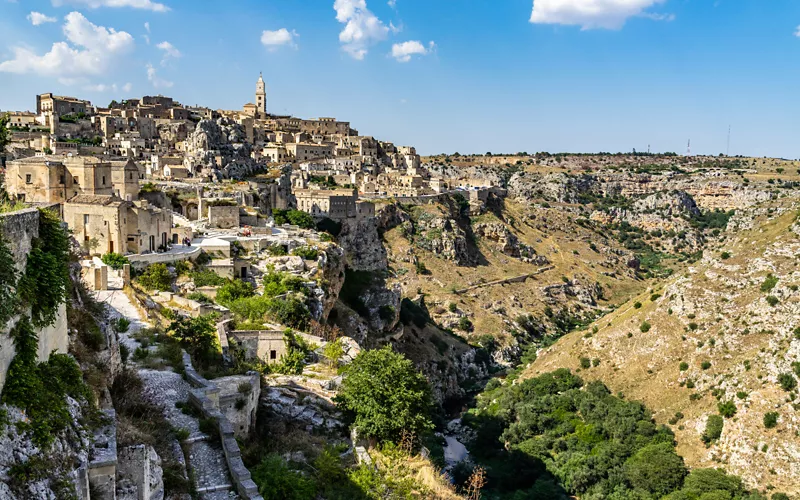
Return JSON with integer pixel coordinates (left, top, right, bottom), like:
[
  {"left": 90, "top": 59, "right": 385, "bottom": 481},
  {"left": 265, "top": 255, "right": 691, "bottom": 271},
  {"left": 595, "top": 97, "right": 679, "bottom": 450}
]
[{"left": 182, "top": 352, "right": 264, "bottom": 500}]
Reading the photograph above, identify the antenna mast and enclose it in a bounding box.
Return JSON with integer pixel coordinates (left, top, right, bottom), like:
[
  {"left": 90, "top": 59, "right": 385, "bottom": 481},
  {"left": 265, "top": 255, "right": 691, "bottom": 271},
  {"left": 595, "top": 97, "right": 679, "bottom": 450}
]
[
  {"left": 687, "top": 139, "right": 691, "bottom": 157},
  {"left": 726, "top": 125, "right": 731, "bottom": 156}
]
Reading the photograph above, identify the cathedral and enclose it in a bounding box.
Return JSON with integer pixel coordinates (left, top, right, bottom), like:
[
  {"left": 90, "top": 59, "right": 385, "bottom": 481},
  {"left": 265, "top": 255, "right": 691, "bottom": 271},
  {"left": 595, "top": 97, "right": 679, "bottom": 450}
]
[{"left": 242, "top": 73, "right": 267, "bottom": 119}]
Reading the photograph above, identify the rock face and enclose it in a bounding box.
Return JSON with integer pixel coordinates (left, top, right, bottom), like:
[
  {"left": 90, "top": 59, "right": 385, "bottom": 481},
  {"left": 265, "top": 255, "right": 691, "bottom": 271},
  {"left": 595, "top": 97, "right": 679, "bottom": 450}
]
[
  {"left": 472, "top": 222, "right": 541, "bottom": 262},
  {"left": 309, "top": 244, "right": 346, "bottom": 323},
  {"left": 338, "top": 216, "right": 388, "bottom": 272},
  {"left": 414, "top": 216, "right": 472, "bottom": 265},
  {"left": 0, "top": 399, "right": 91, "bottom": 500},
  {"left": 116, "top": 445, "right": 164, "bottom": 500},
  {"left": 260, "top": 385, "right": 344, "bottom": 432},
  {"left": 184, "top": 118, "right": 262, "bottom": 180},
  {"left": 633, "top": 190, "right": 701, "bottom": 217},
  {"left": 508, "top": 172, "right": 598, "bottom": 203}
]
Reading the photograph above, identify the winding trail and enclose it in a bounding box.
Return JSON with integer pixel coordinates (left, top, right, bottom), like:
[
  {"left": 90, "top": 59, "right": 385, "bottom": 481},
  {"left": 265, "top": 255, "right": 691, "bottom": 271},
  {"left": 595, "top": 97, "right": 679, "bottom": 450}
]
[{"left": 95, "top": 274, "right": 240, "bottom": 499}]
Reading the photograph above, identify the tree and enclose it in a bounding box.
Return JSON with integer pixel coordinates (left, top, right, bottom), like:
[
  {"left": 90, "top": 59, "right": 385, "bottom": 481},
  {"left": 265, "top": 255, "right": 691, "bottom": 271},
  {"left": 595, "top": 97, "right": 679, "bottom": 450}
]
[
  {"left": 717, "top": 401, "right": 737, "bottom": 418},
  {"left": 167, "top": 314, "right": 219, "bottom": 364},
  {"left": 215, "top": 279, "right": 254, "bottom": 307},
  {"left": 778, "top": 373, "right": 797, "bottom": 391},
  {"left": 101, "top": 252, "right": 130, "bottom": 270},
  {"left": 0, "top": 113, "right": 10, "bottom": 157},
  {"left": 702, "top": 415, "right": 724, "bottom": 443},
  {"left": 334, "top": 346, "right": 434, "bottom": 442},
  {"left": 763, "top": 412, "right": 779, "bottom": 429},
  {"left": 624, "top": 443, "right": 687, "bottom": 496},
  {"left": 680, "top": 468, "right": 744, "bottom": 499},
  {"left": 137, "top": 263, "right": 173, "bottom": 291}
]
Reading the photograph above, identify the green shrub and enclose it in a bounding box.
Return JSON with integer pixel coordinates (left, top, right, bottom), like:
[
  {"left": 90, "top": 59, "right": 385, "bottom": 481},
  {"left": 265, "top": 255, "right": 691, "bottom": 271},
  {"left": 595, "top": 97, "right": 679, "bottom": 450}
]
[
  {"left": 190, "top": 269, "right": 226, "bottom": 287},
  {"left": 0, "top": 234, "right": 19, "bottom": 327},
  {"left": 215, "top": 279, "right": 255, "bottom": 307},
  {"left": 701, "top": 361, "right": 711, "bottom": 370},
  {"left": 717, "top": 401, "right": 737, "bottom": 418},
  {"left": 761, "top": 274, "right": 779, "bottom": 293},
  {"left": 113, "top": 317, "right": 131, "bottom": 333},
  {"left": 272, "top": 209, "right": 315, "bottom": 229},
  {"left": 633, "top": 301, "right": 642, "bottom": 309},
  {"left": 187, "top": 292, "right": 213, "bottom": 304},
  {"left": 720, "top": 252, "right": 731, "bottom": 260},
  {"left": 778, "top": 373, "right": 797, "bottom": 391},
  {"left": 335, "top": 346, "right": 434, "bottom": 442},
  {"left": 101, "top": 252, "right": 130, "bottom": 270},
  {"left": 291, "top": 246, "right": 318, "bottom": 260},
  {"left": 703, "top": 415, "right": 724, "bottom": 442},
  {"left": 765, "top": 295, "right": 779, "bottom": 306},
  {"left": 764, "top": 412, "right": 779, "bottom": 429},
  {"left": 251, "top": 454, "right": 316, "bottom": 500},
  {"left": 579, "top": 357, "right": 591, "bottom": 369},
  {"left": 679, "top": 362, "right": 689, "bottom": 371},
  {"left": 137, "top": 263, "right": 173, "bottom": 292},
  {"left": 266, "top": 244, "right": 288, "bottom": 256},
  {"left": 457, "top": 316, "right": 473, "bottom": 332},
  {"left": 640, "top": 321, "right": 651, "bottom": 333}
]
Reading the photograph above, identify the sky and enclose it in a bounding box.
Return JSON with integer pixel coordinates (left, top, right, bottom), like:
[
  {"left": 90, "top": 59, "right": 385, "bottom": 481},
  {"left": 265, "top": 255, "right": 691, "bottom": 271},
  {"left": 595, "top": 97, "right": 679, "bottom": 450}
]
[{"left": 1, "top": 0, "right": 800, "bottom": 158}]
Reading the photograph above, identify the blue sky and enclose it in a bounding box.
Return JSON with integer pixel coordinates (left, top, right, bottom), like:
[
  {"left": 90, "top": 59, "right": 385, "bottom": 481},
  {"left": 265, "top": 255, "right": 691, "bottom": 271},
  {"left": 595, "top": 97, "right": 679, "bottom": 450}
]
[{"left": 1, "top": 0, "right": 800, "bottom": 158}]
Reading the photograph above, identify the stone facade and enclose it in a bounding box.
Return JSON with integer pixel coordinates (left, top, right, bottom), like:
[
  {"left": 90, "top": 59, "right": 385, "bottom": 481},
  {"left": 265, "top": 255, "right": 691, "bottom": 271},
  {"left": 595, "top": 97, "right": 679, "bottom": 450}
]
[
  {"left": 208, "top": 205, "right": 240, "bottom": 229},
  {"left": 0, "top": 208, "right": 69, "bottom": 394}
]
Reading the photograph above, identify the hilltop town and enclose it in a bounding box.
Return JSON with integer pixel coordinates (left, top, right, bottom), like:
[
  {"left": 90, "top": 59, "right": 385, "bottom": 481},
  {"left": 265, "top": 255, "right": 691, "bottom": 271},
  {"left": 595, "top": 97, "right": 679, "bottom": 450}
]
[{"left": 2, "top": 75, "right": 800, "bottom": 500}]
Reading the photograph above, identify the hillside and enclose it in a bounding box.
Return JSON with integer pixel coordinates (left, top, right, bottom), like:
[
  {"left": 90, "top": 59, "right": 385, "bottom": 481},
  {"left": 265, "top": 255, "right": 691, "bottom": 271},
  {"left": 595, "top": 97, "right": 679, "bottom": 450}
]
[{"left": 526, "top": 196, "right": 800, "bottom": 494}]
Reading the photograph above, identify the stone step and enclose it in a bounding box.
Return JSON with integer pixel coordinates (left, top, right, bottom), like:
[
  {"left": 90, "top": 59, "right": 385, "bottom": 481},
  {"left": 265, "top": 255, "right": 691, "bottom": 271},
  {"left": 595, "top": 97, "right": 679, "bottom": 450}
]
[{"left": 196, "top": 483, "right": 233, "bottom": 493}]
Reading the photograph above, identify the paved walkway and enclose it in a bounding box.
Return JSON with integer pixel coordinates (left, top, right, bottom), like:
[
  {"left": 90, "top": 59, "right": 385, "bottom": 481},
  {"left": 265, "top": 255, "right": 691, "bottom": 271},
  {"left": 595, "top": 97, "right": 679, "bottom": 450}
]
[{"left": 94, "top": 280, "right": 239, "bottom": 499}]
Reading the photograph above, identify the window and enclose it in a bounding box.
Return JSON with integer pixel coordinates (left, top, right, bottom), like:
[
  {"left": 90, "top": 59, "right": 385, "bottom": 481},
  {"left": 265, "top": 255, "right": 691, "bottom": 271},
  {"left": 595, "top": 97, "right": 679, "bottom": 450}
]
[
  {"left": 102, "top": 176, "right": 106, "bottom": 185},
  {"left": 25, "top": 174, "right": 32, "bottom": 184},
  {"left": 270, "top": 350, "right": 277, "bottom": 360},
  {"left": 83, "top": 215, "right": 89, "bottom": 225},
  {"left": 59, "top": 175, "right": 65, "bottom": 185}
]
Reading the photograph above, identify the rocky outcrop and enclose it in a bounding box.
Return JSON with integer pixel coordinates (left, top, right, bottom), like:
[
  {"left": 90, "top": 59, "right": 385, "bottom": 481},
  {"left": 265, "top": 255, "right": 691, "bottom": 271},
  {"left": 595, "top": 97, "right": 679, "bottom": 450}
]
[
  {"left": 508, "top": 172, "right": 598, "bottom": 203},
  {"left": 184, "top": 118, "right": 262, "bottom": 180},
  {"left": 472, "top": 222, "right": 542, "bottom": 262},
  {"left": 338, "top": 217, "right": 388, "bottom": 272},
  {"left": 260, "top": 385, "right": 344, "bottom": 432},
  {"left": 0, "top": 399, "right": 91, "bottom": 500},
  {"left": 309, "top": 245, "right": 346, "bottom": 322}
]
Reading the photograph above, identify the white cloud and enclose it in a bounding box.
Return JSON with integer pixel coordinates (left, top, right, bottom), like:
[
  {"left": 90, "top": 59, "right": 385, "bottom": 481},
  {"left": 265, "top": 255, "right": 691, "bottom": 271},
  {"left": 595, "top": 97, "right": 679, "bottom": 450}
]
[
  {"left": 388, "top": 0, "right": 396, "bottom": 7},
  {"left": 390, "top": 40, "right": 434, "bottom": 62},
  {"left": 123, "top": 82, "right": 132, "bottom": 92},
  {"left": 144, "top": 21, "right": 150, "bottom": 32},
  {"left": 795, "top": 25, "right": 800, "bottom": 37},
  {"left": 260, "top": 28, "right": 298, "bottom": 50},
  {"left": 146, "top": 63, "right": 172, "bottom": 88},
  {"left": 52, "top": 0, "right": 169, "bottom": 12},
  {"left": 334, "top": 0, "right": 389, "bottom": 60},
  {"left": 156, "top": 40, "right": 181, "bottom": 65},
  {"left": 529, "top": 0, "right": 667, "bottom": 30},
  {"left": 0, "top": 12, "right": 134, "bottom": 84},
  {"left": 28, "top": 12, "right": 57, "bottom": 25}
]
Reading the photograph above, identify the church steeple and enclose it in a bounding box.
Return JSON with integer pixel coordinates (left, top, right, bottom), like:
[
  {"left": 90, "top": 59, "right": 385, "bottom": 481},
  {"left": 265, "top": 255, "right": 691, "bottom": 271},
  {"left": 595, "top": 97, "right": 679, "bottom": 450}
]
[{"left": 255, "top": 72, "right": 267, "bottom": 117}]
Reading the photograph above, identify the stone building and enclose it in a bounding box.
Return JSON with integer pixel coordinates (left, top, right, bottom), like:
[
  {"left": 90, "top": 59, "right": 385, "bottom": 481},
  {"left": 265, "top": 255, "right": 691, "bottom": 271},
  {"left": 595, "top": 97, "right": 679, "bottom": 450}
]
[
  {"left": 110, "top": 158, "right": 141, "bottom": 201},
  {"left": 294, "top": 188, "right": 358, "bottom": 220},
  {"left": 5, "top": 155, "right": 114, "bottom": 203},
  {"left": 285, "top": 142, "right": 334, "bottom": 162},
  {"left": 255, "top": 73, "right": 267, "bottom": 118},
  {"left": 63, "top": 195, "right": 129, "bottom": 254},
  {"left": 36, "top": 93, "right": 91, "bottom": 116}
]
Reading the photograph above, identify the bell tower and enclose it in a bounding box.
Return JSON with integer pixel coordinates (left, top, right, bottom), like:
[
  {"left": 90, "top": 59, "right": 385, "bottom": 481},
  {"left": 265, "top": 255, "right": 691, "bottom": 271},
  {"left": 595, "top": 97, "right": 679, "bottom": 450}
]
[{"left": 255, "top": 72, "right": 267, "bottom": 118}]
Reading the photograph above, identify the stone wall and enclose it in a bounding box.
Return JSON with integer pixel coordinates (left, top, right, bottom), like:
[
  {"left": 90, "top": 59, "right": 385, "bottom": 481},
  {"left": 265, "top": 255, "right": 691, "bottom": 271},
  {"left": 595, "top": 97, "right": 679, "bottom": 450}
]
[
  {"left": 0, "top": 208, "right": 70, "bottom": 394},
  {"left": 182, "top": 352, "right": 263, "bottom": 500},
  {"left": 207, "top": 205, "right": 240, "bottom": 229},
  {"left": 215, "top": 374, "right": 261, "bottom": 439}
]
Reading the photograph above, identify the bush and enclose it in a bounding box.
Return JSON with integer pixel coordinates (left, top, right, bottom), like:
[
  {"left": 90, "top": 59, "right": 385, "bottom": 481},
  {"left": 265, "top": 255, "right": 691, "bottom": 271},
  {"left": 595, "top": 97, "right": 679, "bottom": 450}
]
[
  {"left": 778, "top": 373, "right": 797, "bottom": 391},
  {"left": 272, "top": 209, "right": 315, "bottom": 229},
  {"left": 101, "top": 252, "right": 130, "bottom": 270},
  {"left": 334, "top": 346, "right": 434, "bottom": 442},
  {"left": 717, "top": 401, "right": 737, "bottom": 418},
  {"left": 764, "top": 412, "right": 779, "bottom": 429},
  {"left": 291, "top": 246, "right": 318, "bottom": 260},
  {"left": 703, "top": 415, "right": 724, "bottom": 442},
  {"left": 701, "top": 361, "right": 711, "bottom": 370},
  {"left": 633, "top": 301, "right": 642, "bottom": 309},
  {"left": 167, "top": 315, "right": 220, "bottom": 367},
  {"left": 215, "top": 279, "right": 255, "bottom": 307},
  {"left": 113, "top": 317, "right": 131, "bottom": 333},
  {"left": 679, "top": 362, "right": 689, "bottom": 371},
  {"left": 138, "top": 263, "right": 173, "bottom": 292},
  {"left": 251, "top": 454, "right": 316, "bottom": 500},
  {"left": 190, "top": 269, "right": 226, "bottom": 287},
  {"left": 457, "top": 316, "right": 473, "bottom": 332},
  {"left": 579, "top": 357, "right": 591, "bottom": 369},
  {"left": 766, "top": 295, "right": 779, "bottom": 307},
  {"left": 640, "top": 321, "right": 651, "bottom": 333},
  {"left": 187, "top": 292, "right": 213, "bottom": 304},
  {"left": 761, "top": 274, "right": 779, "bottom": 293},
  {"left": 720, "top": 252, "right": 731, "bottom": 260}
]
